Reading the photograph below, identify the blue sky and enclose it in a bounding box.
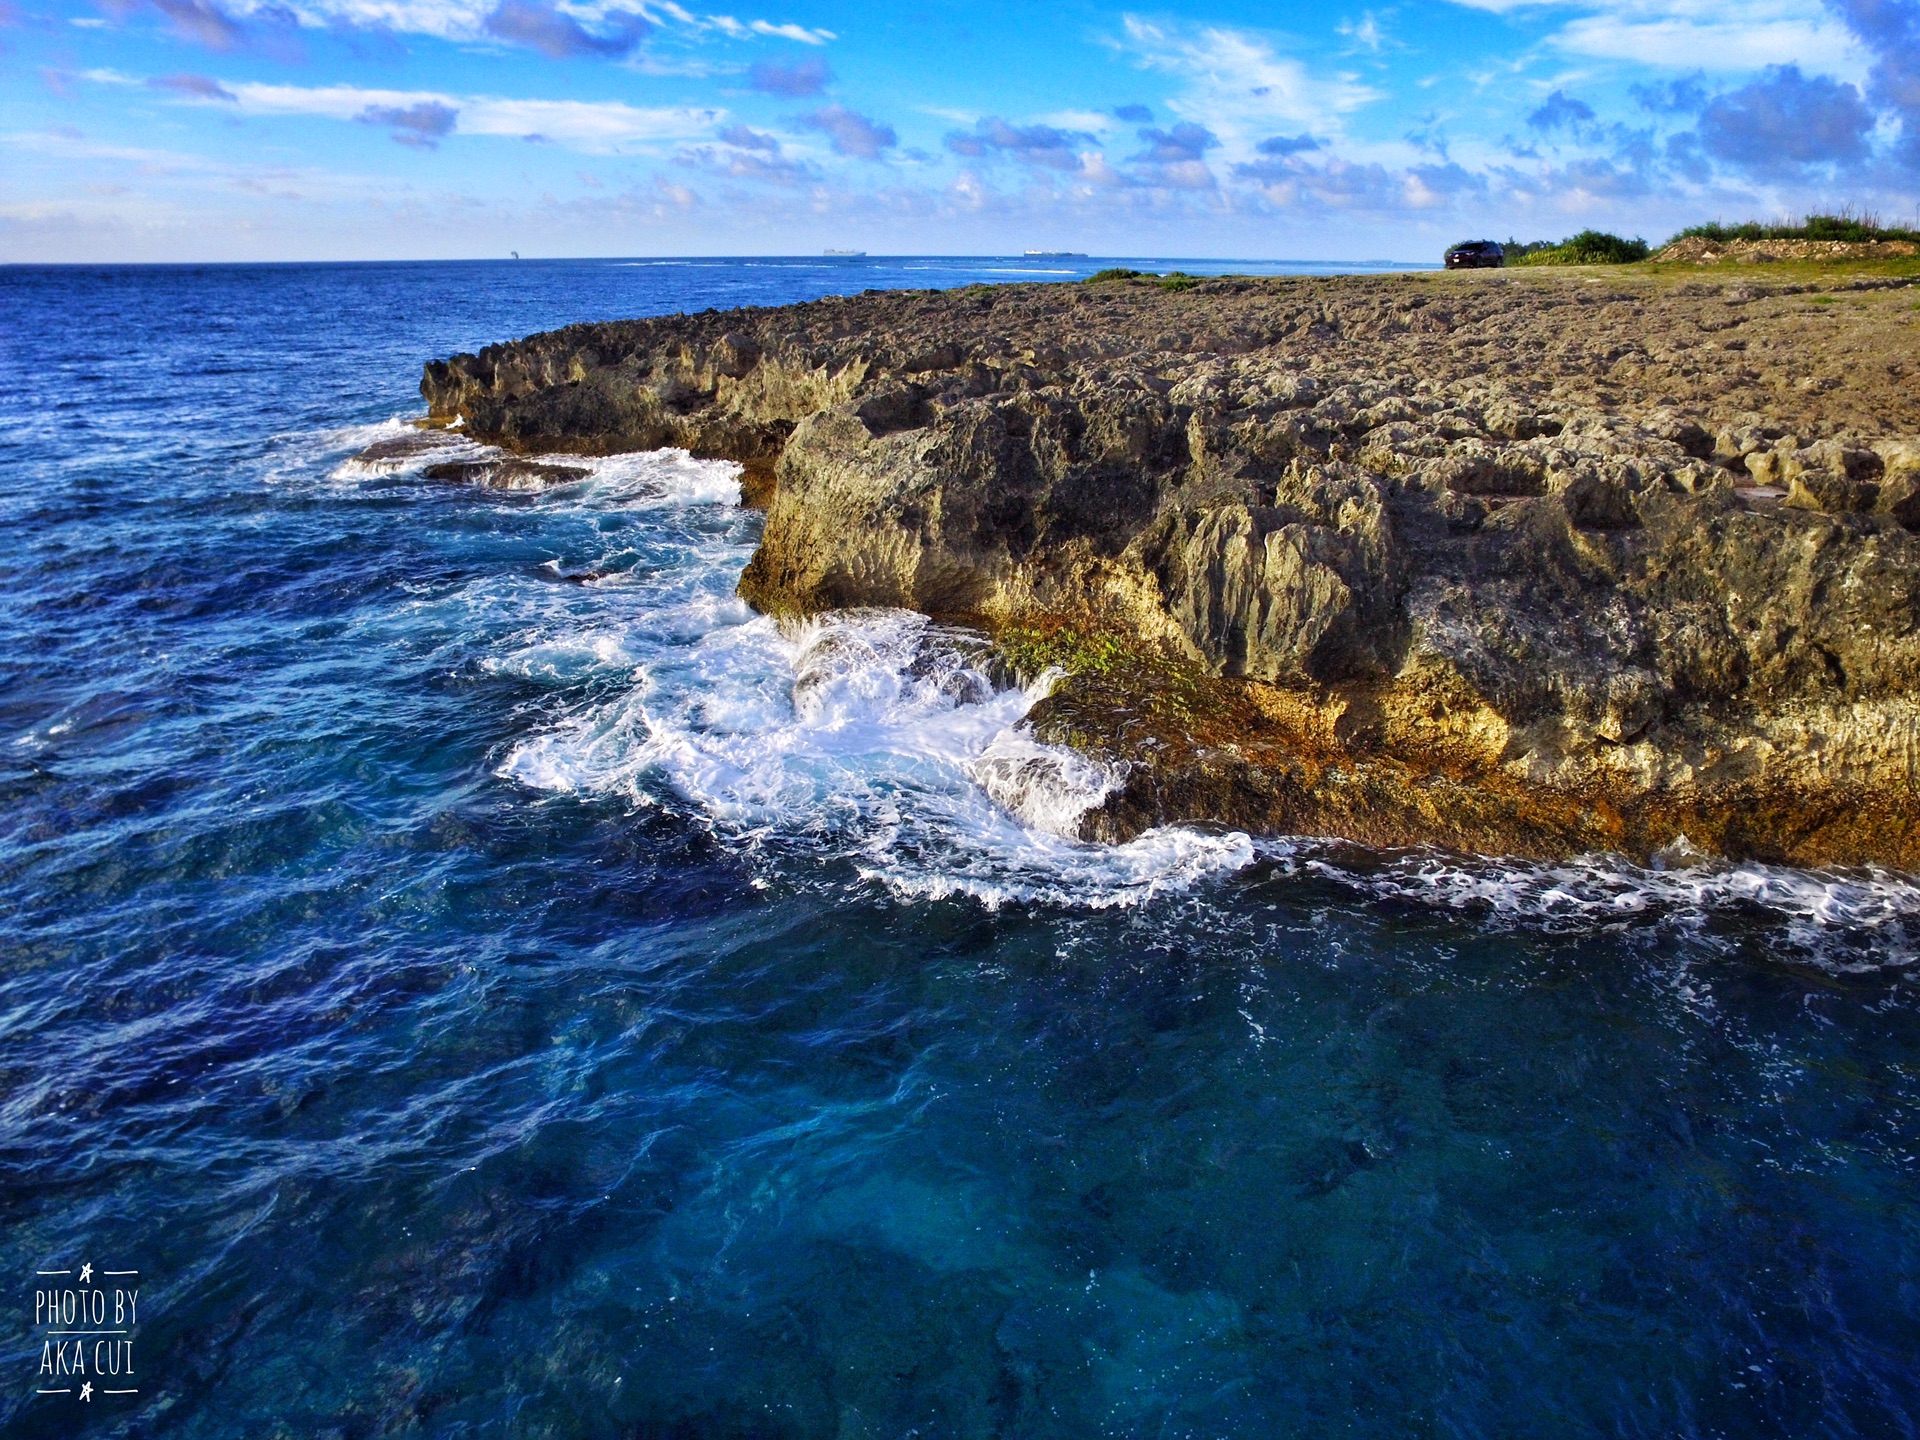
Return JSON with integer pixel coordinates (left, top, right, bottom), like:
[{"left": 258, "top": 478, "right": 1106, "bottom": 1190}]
[{"left": 2, "top": 0, "right": 1917, "bottom": 259}]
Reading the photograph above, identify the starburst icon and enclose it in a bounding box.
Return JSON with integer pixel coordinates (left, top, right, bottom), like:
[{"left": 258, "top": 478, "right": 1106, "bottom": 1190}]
[
  {"left": 80, "top": 1383, "right": 93, "bottom": 1402},
  {"left": 78, "top": 1263, "right": 93, "bottom": 1283}
]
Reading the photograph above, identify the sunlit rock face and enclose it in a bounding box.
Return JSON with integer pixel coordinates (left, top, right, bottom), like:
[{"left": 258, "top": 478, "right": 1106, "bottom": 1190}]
[{"left": 420, "top": 268, "right": 1920, "bottom": 866}]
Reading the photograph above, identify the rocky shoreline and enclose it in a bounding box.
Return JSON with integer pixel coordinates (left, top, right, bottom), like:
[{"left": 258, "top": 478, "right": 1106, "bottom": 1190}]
[{"left": 416, "top": 265, "right": 1920, "bottom": 866}]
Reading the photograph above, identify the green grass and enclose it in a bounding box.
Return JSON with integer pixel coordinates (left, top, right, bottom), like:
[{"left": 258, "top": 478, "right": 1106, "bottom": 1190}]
[
  {"left": 1084, "top": 268, "right": 1147, "bottom": 283},
  {"left": 1643, "top": 255, "right": 1920, "bottom": 286}
]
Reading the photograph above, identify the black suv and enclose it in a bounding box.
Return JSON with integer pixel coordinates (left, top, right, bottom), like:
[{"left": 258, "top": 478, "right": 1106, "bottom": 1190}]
[{"left": 1444, "top": 240, "right": 1504, "bottom": 269}]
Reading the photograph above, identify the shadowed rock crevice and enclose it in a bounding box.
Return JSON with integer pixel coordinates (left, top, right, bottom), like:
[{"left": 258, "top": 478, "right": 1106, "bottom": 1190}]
[{"left": 419, "top": 268, "right": 1920, "bottom": 866}]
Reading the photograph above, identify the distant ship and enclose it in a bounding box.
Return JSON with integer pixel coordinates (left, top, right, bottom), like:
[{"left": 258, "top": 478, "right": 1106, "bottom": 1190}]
[
  {"left": 822, "top": 249, "right": 866, "bottom": 257},
  {"left": 1025, "top": 250, "right": 1088, "bottom": 258}
]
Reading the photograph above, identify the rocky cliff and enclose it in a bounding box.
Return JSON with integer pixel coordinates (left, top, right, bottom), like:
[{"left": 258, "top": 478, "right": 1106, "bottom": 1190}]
[{"left": 419, "top": 267, "right": 1920, "bottom": 866}]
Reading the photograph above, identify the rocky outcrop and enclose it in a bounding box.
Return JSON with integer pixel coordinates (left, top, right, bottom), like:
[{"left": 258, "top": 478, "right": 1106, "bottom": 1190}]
[{"left": 420, "top": 267, "right": 1920, "bottom": 866}]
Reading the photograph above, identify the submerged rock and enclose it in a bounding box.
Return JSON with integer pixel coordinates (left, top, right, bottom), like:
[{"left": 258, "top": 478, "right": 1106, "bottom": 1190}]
[
  {"left": 343, "top": 427, "right": 469, "bottom": 473},
  {"left": 421, "top": 268, "right": 1920, "bottom": 866},
  {"left": 420, "top": 457, "right": 591, "bottom": 488}
]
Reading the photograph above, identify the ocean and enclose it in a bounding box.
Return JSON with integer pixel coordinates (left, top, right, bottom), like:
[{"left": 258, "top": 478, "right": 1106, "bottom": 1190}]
[{"left": 3, "top": 255, "right": 1918, "bottom": 1437}]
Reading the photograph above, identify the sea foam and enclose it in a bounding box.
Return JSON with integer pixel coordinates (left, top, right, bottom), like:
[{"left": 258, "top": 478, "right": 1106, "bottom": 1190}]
[
  {"left": 1253, "top": 839, "right": 1920, "bottom": 971},
  {"left": 500, "top": 598, "right": 1253, "bottom": 909}
]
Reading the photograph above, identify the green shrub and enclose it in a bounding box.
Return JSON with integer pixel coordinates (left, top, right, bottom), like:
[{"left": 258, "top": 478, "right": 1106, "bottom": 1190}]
[
  {"left": 1511, "top": 229, "right": 1651, "bottom": 265},
  {"left": 1803, "top": 215, "right": 1890, "bottom": 242},
  {"left": 994, "top": 624, "right": 1135, "bottom": 683},
  {"left": 1669, "top": 212, "right": 1920, "bottom": 246},
  {"left": 1675, "top": 221, "right": 1767, "bottom": 243},
  {"left": 991, "top": 623, "right": 1212, "bottom": 725},
  {"left": 1081, "top": 268, "right": 1202, "bottom": 289}
]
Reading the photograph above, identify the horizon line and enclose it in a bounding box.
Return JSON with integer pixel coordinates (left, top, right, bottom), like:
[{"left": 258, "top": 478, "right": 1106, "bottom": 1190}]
[{"left": 1, "top": 253, "right": 1435, "bottom": 269}]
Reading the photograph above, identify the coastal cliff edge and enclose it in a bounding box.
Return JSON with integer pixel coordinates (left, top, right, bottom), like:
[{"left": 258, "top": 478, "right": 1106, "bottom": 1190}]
[{"left": 416, "top": 267, "right": 1920, "bottom": 866}]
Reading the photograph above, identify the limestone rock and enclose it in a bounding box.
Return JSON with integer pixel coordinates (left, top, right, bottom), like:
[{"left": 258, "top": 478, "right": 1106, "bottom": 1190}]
[{"left": 419, "top": 268, "right": 1920, "bottom": 866}]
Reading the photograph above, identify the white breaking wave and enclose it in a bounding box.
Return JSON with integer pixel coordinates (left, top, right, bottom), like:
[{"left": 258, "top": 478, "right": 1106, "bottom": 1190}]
[
  {"left": 969, "top": 726, "right": 1122, "bottom": 838},
  {"left": 317, "top": 418, "right": 745, "bottom": 512},
  {"left": 325, "top": 423, "right": 485, "bottom": 479},
  {"left": 562, "top": 449, "right": 745, "bottom": 510},
  {"left": 871, "top": 824, "right": 1258, "bottom": 912},
  {"left": 500, "top": 603, "right": 1253, "bottom": 909},
  {"left": 1259, "top": 839, "right": 1920, "bottom": 970},
  {"left": 312, "top": 439, "right": 1253, "bottom": 910}
]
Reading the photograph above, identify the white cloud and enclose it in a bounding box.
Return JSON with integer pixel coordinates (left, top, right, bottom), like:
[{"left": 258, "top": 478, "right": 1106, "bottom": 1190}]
[
  {"left": 230, "top": 0, "right": 486, "bottom": 40},
  {"left": 1337, "top": 12, "right": 1389, "bottom": 52},
  {"left": 461, "top": 95, "right": 719, "bottom": 144},
  {"left": 227, "top": 81, "right": 721, "bottom": 150},
  {"left": 748, "top": 20, "right": 832, "bottom": 43},
  {"left": 688, "top": 9, "right": 829, "bottom": 40},
  {"left": 226, "top": 81, "right": 446, "bottom": 118},
  {"left": 0, "top": 128, "right": 401, "bottom": 201},
  {"left": 212, "top": 0, "right": 833, "bottom": 46},
  {"left": 2, "top": 130, "right": 235, "bottom": 172},
  {"left": 1039, "top": 109, "right": 1118, "bottom": 133},
  {"left": 1437, "top": 0, "right": 1869, "bottom": 76},
  {"left": 1556, "top": 13, "right": 1864, "bottom": 71},
  {"left": 1117, "top": 15, "right": 1379, "bottom": 146}
]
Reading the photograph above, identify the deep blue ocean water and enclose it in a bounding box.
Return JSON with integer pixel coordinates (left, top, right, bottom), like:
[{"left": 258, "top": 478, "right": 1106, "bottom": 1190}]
[{"left": 3, "top": 255, "right": 1919, "bottom": 1439}]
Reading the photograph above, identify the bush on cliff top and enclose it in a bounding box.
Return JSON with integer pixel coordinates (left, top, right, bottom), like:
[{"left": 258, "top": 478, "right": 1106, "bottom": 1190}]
[
  {"left": 1510, "top": 230, "right": 1651, "bottom": 265},
  {"left": 1668, "top": 213, "right": 1920, "bottom": 245}
]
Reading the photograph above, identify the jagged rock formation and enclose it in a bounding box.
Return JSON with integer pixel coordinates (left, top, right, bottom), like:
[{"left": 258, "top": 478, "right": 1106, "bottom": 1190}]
[{"left": 418, "top": 267, "right": 1920, "bottom": 865}]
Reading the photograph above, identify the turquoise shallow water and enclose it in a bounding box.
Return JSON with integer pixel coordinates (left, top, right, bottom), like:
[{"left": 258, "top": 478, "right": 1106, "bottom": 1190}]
[{"left": 3, "top": 257, "right": 1919, "bottom": 1438}]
